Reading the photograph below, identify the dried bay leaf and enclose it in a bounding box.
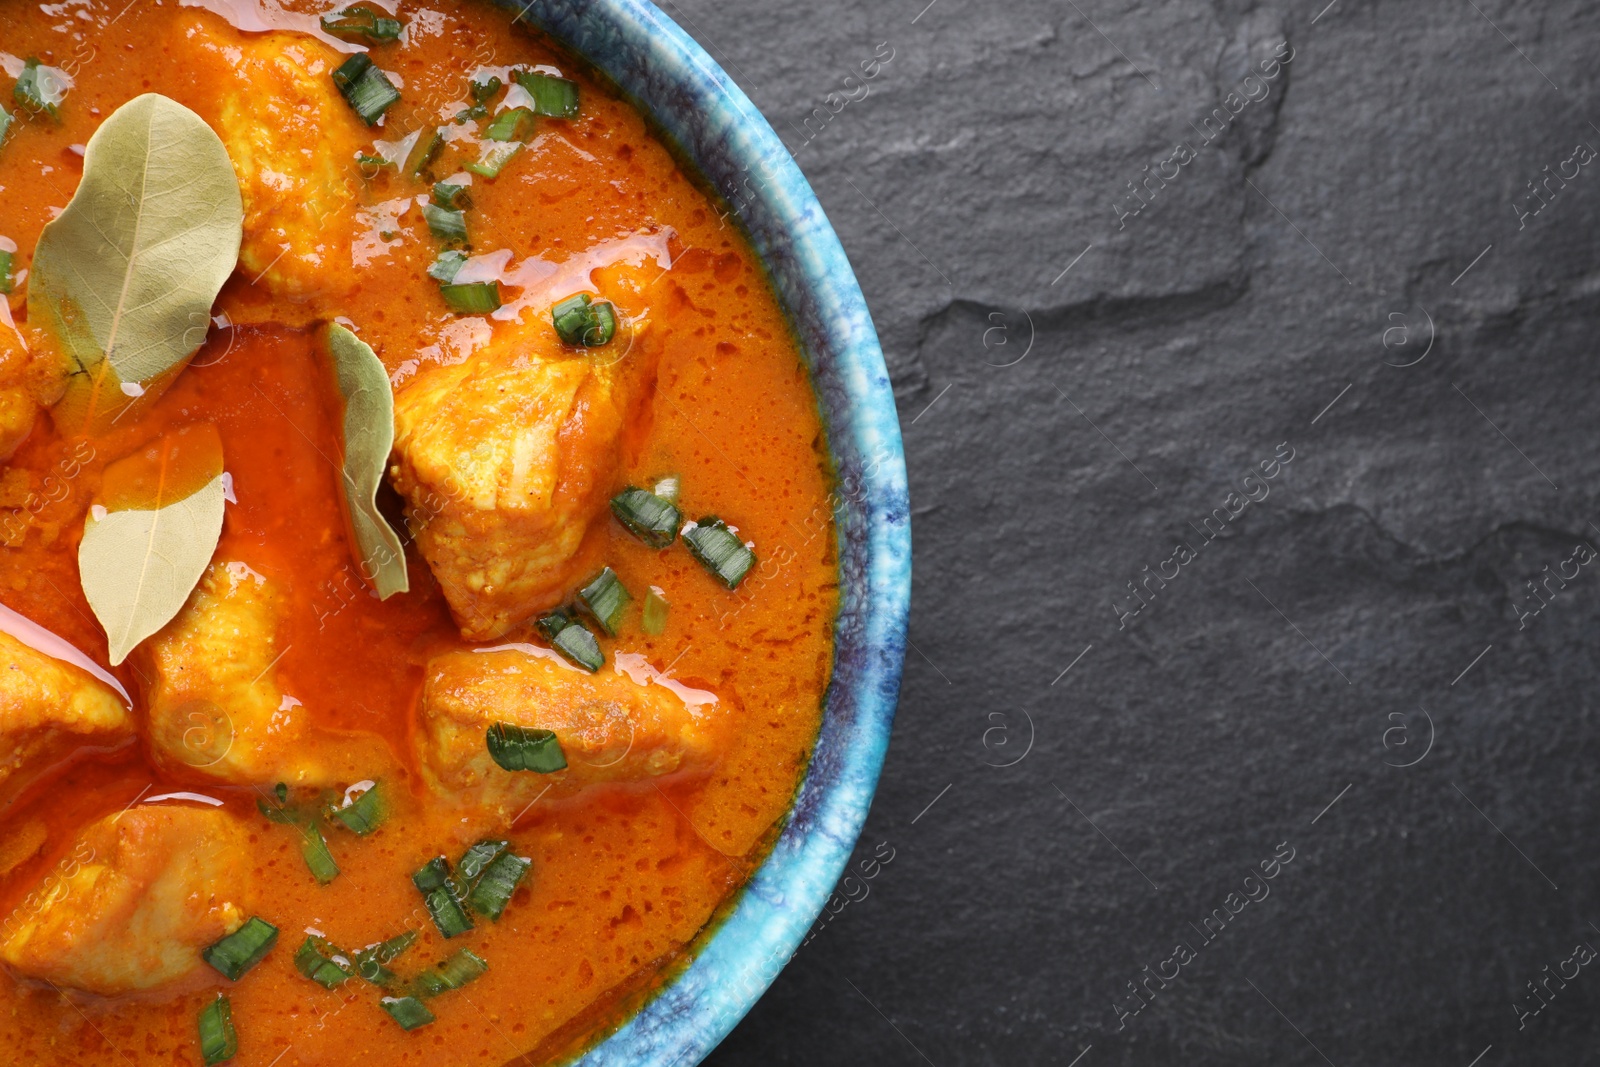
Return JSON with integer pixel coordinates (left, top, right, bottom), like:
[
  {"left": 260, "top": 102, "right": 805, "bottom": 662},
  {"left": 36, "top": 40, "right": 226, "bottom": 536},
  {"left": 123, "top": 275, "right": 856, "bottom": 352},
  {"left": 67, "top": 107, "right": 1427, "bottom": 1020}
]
[
  {"left": 79, "top": 423, "right": 226, "bottom": 665},
  {"left": 321, "top": 323, "right": 408, "bottom": 599},
  {"left": 28, "top": 94, "right": 243, "bottom": 433}
]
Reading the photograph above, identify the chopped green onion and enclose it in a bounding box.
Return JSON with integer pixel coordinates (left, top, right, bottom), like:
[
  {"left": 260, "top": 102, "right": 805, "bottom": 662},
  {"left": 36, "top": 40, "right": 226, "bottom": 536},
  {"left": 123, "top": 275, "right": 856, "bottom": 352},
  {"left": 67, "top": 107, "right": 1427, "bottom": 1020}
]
[
  {"left": 380, "top": 995, "right": 435, "bottom": 1031},
  {"left": 328, "top": 782, "right": 387, "bottom": 835},
  {"left": 535, "top": 611, "right": 603, "bottom": 672},
  {"left": 356, "top": 151, "right": 391, "bottom": 173},
  {"left": 535, "top": 608, "right": 572, "bottom": 643},
  {"left": 456, "top": 839, "right": 509, "bottom": 889},
  {"left": 456, "top": 75, "right": 501, "bottom": 121},
  {"left": 332, "top": 54, "right": 400, "bottom": 127},
  {"left": 576, "top": 567, "right": 631, "bottom": 635},
  {"left": 587, "top": 301, "right": 617, "bottom": 345},
  {"left": 294, "top": 935, "right": 355, "bottom": 989},
  {"left": 551, "top": 293, "right": 592, "bottom": 341},
  {"left": 0, "top": 106, "right": 11, "bottom": 145},
  {"left": 402, "top": 127, "right": 442, "bottom": 179},
  {"left": 320, "top": 5, "right": 403, "bottom": 44},
  {"left": 550, "top": 292, "right": 617, "bottom": 347},
  {"left": 609, "top": 487, "right": 681, "bottom": 549},
  {"left": 642, "top": 586, "right": 669, "bottom": 635},
  {"left": 352, "top": 930, "right": 418, "bottom": 987},
  {"left": 471, "top": 74, "right": 503, "bottom": 103},
  {"left": 258, "top": 785, "right": 342, "bottom": 881},
  {"left": 14, "top": 59, "right": 63, "bottom": 121},
  {"left": 514, "top": 71, "right": 579, "bottom": 118},
  {"left": 431, "top": 181, "right": 471, "bottom": 209},
  {"left": 203, "top": 917, "right": 279, "bottom": 981},
  {"left": 299, "top": 821, "right": 340, "bottom": 884},
  {"left": 683, "top": 517, "right": 756, "bottom": 589},
  {"left": 421, "top": 203, "right": 467, "bottom": 245},
  {"left": 197, "top": 994, "right": 238, "bottom": 1066},
  {"left": 413, "top": 857, "right": 475, "bottom": 938},
  {"left": 464, "top": 139, "right": 522, "bottom": 178},
  {"left": 0, "top": 250, "right": 13, "bottom": 296},
  {"left": 439, "top": 281, "right": 501, "bottom": 314},
  {"left": 256, "top": 787, "right": 299, "bottom": 824},
  {"left": 468, "top": 852, "right": 531, "bottom": 920},
  {"left": 486, "top": 723, "right": 567, "bottom": 773},
  {"left": 484, "top": 106, "right": 535, "bottom": 143},
  {"left": 554, "top": 622, "right": 604, "bottom": 671},
  {"left": 427, "top": 250, "right": 467, "bottom": 284},
  {"left": 409, "top": 948, "right": 488, "bottom": 998}
]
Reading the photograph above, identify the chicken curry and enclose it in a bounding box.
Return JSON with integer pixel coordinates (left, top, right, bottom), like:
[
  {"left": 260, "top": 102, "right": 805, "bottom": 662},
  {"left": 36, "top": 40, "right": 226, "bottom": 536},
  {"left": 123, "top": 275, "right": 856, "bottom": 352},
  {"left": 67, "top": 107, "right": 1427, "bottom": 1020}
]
[{"left": 0, "top": 2, "right": 838, "bottom": 1064}]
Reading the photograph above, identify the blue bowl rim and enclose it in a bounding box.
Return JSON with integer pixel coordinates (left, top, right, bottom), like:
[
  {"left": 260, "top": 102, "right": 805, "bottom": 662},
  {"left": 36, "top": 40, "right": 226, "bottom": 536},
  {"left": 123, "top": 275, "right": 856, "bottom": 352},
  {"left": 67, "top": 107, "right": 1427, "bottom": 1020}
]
[{"left": 503, "top": 0, "right": 912, "bottom": 1063}]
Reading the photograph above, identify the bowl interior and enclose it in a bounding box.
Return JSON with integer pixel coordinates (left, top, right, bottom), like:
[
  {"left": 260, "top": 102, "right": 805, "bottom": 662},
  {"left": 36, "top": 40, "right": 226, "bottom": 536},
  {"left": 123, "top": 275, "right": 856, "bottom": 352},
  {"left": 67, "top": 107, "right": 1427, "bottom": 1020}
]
[{"left": 493, "top": 1, "right": 911, "bottom": 1063}]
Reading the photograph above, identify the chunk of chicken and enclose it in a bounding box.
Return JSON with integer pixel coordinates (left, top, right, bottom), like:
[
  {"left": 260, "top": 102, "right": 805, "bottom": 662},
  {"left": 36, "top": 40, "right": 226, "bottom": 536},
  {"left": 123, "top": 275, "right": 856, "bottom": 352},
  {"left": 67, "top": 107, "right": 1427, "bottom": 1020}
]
[
  {"left": 0, "top": 630, "right": 131, "bottom": 805},
  {"left": 0, "top": 299, "right": 38, "bottom": 461},
  {"left": 419, "top": 646, "right": 722, "bottom": 818},
  {"left": 180, "top": 16, "right": 364, "bottom": 302},
  {"left": 139, "top": 561, "right": 385, "bottom": 787},
  {"left": 392, "top": 264, "right": 662, "bottom": 640},
  {"left": 0, "top": 806, "right": 251, "bottom": 995}
]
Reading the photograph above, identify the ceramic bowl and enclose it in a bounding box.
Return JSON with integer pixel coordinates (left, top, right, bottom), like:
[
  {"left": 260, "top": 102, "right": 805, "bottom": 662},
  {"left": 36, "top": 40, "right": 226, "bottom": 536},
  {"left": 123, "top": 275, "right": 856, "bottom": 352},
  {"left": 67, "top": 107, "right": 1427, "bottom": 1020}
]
[{"left": 491, "top": 0, "right": 911, "bottom": 1063}]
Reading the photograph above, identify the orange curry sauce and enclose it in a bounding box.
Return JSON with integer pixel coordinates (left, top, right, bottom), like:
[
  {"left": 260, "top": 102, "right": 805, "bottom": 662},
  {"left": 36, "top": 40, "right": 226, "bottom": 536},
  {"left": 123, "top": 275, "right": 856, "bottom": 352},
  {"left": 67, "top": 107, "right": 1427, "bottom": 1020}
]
[{"left": 0, "top": 2, "right": 836, "bottom": 1063}]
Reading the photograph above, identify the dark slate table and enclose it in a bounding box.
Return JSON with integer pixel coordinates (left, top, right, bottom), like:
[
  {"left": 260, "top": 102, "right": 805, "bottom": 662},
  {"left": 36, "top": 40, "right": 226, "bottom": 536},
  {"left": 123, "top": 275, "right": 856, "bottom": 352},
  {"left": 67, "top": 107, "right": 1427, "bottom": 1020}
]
[{"left": 669, "top": 1, "right": 1600, "bottom": 1063}]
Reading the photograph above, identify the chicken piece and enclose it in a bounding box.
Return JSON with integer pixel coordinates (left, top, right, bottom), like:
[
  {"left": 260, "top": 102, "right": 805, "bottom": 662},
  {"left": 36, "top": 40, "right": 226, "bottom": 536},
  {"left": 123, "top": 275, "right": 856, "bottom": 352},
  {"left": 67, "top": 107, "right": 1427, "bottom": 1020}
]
[
  {"left": 0, "top": 301, "right": 38, "bottom": 462},
  {"left": 0, "top": 806, "right": 251, "bottom": 995},
  {"left": 0, "top": 630, "right": 131, "bottom": 805},
  {"left": 392, "top": 264, "right": 662, "bottom": 640},
  {"left": 180, "top": 16, "right": 364, "bottom": 302},
  {"left": 419, "top": 646, "right": 722, "bottom": 818},
  {"left": 140, "top": 561, "right": 385, "bottom": 787}
]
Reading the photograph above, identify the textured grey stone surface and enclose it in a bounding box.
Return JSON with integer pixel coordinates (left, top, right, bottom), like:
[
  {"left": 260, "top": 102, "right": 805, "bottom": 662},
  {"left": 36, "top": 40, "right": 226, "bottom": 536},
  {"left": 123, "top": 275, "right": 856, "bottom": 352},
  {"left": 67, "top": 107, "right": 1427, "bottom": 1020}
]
[{"left": 660, "top": 1, "right": 1600, "bottom": 1064}]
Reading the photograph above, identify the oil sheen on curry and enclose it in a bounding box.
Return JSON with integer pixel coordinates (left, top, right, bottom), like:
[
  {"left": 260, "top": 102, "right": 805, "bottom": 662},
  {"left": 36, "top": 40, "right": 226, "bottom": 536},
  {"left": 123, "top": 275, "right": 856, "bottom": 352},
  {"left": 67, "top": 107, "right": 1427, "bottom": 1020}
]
[{"left": 0, "top": 2, "right": 837, "bottom": 1063}]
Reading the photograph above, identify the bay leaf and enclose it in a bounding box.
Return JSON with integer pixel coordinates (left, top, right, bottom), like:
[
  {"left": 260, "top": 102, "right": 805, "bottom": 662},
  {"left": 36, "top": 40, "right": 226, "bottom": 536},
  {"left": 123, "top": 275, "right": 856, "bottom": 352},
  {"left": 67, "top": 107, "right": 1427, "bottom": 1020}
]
[
  {"left": 79, "top": 423, "right": 226, "bottom": 665},
  {"left": 28, "top": 93, "right": 243, "bottom": 433},
  {"left": 322, "top": 323, "right": 408, "bottom": 599}
]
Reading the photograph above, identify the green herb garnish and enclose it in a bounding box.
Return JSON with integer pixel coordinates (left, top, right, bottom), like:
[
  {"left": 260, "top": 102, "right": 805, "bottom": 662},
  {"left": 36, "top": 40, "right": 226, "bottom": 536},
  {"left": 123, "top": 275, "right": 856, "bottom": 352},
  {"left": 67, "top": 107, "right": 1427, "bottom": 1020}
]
[
  {"left": 421, "top": 203, "right": 467, "bottom": 245},
  {"left": 683, "top": 517, "right": 756, "bottom": 589},
  {"left": 468, "top": 852, "right": 531, "bottom": 920},
  {"left": 463, "top": 140, "right": 522, "bottom": 178},
  {"left": 14, "top": 58, "right": 63, "bottom": 121},
  {"left": 642, "top": 586, "right": 669, "bottom": 635},
  {"left": 402, "top": 128, "right": 442, "bottom": 179},
  {"left": 408, "top": 948, "right": 488, "bottom": 998},
  {"left": 514, "top": 71, "right": 579, "bottom": 118},
  {"left": 197, "top": 994, "right": 238, "bottom": 1066},
  {"left": 328, "top": 781, "right": 387, "bottom": 835},
  {"left": 431, "top": 181, "right": 471, "bottom": 209},
  {"left": 320, "top": 4, "right": 403, "bottom": 44},
  {"left": 352, "top": 929, "right": 419, "bottom": 987},
  {"left": 534, "top": 610, "right": 603, "bottom": 672},
  {"left": 332, "top": 53, "right": 400, "bottom": 126},
  {"left": 576, "top": 566, "right": 631, "bottom": 635},
  {"left": 550, "top": 292, "right": 616, "bottom": 347},
  {"left": 486, "top": 723, "right": 567, "bottom": 774},
  {"left": 413, "top": 857, "right": 474, "bottom": 939},
  {"left": 428, "top": 250, "right": 468, "bottom": 284},
  {"left": 609, "top": 487, "right": 680, "bottom": 549},
  {"left": 380, "top": 995, "right": 435, "bottom": 1031},
  {"left": 484, "top": 106, "right": 535, "bottom": 143},
  {"left": 294, "top": 935, "right": 355, "bottom": 989},
  {"left": 202, "top": 917, "right": 278, "bottom": 981},
  {"left": 439, "top": 280, "right": 501, "bottom": 314}
]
